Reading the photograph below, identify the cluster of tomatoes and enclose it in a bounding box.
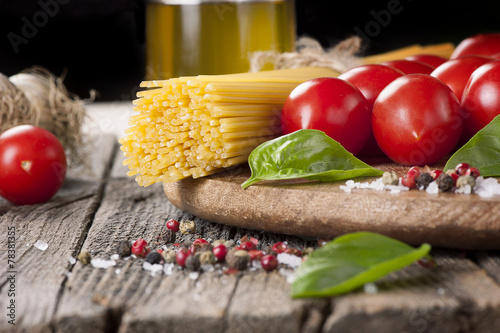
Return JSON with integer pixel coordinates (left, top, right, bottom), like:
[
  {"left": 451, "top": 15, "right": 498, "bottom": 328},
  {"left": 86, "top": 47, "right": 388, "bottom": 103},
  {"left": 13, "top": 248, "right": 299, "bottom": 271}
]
[{"left": 281, "top": 33, "right": 500, "bottom": 166}]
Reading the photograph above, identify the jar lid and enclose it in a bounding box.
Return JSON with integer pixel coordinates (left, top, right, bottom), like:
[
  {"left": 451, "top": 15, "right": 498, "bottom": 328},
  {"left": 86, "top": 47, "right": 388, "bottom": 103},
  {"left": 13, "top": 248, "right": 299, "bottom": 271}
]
[{"left": 148, "top": 0, "right": 286, "bottom": 4}]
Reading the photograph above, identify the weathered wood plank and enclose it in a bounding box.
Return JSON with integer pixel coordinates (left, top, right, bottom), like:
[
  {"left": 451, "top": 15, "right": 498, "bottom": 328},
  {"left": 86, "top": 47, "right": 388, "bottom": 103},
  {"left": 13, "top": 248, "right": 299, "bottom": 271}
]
[
  {"left": 475, "top": 251, "right": 500, "bottom": 286},
  {"left": 322, "top": 250, "right": 500, "bottom": 333},
  {"left": 0, "top": 134, "right": 116, "bottom": 332},
  {"left": 52, "top": 168, "right": 321, "bottom": 333}
]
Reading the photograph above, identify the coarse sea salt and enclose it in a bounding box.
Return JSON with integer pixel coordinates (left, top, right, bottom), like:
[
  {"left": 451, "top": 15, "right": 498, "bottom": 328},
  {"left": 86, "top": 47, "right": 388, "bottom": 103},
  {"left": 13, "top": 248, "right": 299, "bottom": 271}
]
[
  {"left": 277, "top": 252, "right": 302, "bottom": 269},
  {"left": 68, "top": 256, "right": 77, "bottom": 265},
  {"left": 91, "top": 258, "right": 117, "bottom": 269},
  {"left": 340, "top": 178, "right": 408, "bottom": 194},
  {"left": 163, "top": 263, "right": 175, "bottom": 276},
  {"left": 143, "top": 262, "right": 163, "bottom": 276},
  {"left": 34, "top": 240, "right": 49, "bottom": 251},
  {"left": 474, "top": 177, "right": 500, "bottom": 198},
  {"left": 425, "top": 181, "right": 439, "bottom": 194}
]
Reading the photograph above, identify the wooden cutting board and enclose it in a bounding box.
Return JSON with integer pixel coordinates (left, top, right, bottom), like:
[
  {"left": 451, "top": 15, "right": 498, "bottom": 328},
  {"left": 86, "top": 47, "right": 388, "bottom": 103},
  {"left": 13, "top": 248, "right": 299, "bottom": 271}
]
[{"left": 164, "top": 158, "right": 500, "bottom": 250}]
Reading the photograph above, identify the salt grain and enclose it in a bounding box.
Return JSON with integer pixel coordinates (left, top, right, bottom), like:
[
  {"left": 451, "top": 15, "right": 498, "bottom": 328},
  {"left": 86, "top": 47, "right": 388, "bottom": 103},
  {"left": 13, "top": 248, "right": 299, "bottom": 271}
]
[
  {"left": 143, "top": 262, "right": 163, "bottom": 276},
  {"left": 68, "top": 256, "right": 77, "bottom": 265},
  {"left": 110, "top": 254, "right": 120, "bottom": 260},
  {"left": 425, "top": 181, "right": 439, "bottom": 194},
  {"left": 279, "top": 267, "right": 296, "bottom": 284},
  {"left": 474, "top": 177, "right": 500, "bottom": 198},
  {"left": 34, "top": 240, "right": 48, "bottom": 251},
  {"left": 340, "top": 178, "right": 408, "bottom": 194},
  {"left": 91, "top": 258, "right": 117, "bottom": 269},
  {"left": 277, "top": 253, "right": 302, "bottom": 269},
  {"left": 363, "top": 282, "right": 378, "bottom": 294},
  {"left": 163, "top": 263, "right": 175, "bottom": 276},
  {"left": 115, "top": 269, "right": 121, "bottom": 275},
  {"left": 189, "top": 271, "right": 200, "bottom": 280}
]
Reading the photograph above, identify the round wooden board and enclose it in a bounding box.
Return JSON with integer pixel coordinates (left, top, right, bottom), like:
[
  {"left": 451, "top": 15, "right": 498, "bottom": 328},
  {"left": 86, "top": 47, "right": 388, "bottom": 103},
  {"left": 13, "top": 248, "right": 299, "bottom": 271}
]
[{"left": 164, "top": 159, "right": 500, "bottom": 250}]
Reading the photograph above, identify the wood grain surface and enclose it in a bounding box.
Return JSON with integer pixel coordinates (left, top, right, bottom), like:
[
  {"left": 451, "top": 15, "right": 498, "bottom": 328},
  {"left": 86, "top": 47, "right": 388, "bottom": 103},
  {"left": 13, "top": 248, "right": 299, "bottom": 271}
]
[{"left": 164, "top": 159, "right": 500, "bottom": 250}]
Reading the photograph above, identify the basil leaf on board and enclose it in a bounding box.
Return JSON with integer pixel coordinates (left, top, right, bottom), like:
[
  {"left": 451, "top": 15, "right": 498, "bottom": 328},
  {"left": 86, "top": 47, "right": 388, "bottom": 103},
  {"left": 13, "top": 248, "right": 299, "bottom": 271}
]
[
  {"left": 291, "top": 232, "right": 432, "bottom": 298},
  {"left": 444, "top": 114, "right": 500, "bottom": 176},
  {"left": 241, "top": 129, "right": 383, "bottom": 189}
]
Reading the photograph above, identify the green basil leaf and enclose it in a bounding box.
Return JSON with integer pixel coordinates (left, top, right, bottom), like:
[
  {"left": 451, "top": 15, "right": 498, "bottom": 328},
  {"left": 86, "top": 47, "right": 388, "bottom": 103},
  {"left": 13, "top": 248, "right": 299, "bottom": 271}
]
[
  {"left": 444, "top": 114, "right": 500, "bottom": 176},
  {"left": 241, "top": 129, "right": 383, "bottom": 189},
  {"left": 291, "top": 232, "right": 432, "bottom": 298}
]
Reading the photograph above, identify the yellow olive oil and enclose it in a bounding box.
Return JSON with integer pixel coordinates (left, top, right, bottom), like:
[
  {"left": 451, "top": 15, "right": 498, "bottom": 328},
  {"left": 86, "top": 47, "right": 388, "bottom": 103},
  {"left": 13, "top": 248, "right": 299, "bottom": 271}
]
[{"left": 146, "top": 0, "right": 295, "bottom": 79}]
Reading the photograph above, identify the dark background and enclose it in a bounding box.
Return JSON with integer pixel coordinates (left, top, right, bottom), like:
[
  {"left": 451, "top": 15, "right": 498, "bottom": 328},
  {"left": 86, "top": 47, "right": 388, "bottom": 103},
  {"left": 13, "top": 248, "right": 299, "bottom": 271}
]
[{"left": 0, "top": 0, "right": 499, "bottom": 101}]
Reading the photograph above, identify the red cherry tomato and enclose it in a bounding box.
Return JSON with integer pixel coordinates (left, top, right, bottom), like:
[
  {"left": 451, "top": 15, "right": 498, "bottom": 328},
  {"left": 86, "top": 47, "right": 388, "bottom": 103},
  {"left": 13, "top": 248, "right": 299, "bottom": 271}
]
[
  {"left": 431, "top": 55, "right": 493, "bottom": 101},
  {"left": 339, "top": 64, "right": 404, "bottom": 156},
  {"left": 372, "top": 74, "right": 463, "bottom": 166},
  {"left": 382, "top": 59, "right": 435, "bottom": 74},
  {"left": 461, "top": 60, "right": 500, "bottom": 142},
  {"left": 451, "top": 33, "right": 500, "bottom": 59},
  {"left": 406, "top": 54, "right": 448, "bottom": 68},
  {"left": 281, "top": 77, "right": 371, "bottom": 155},
  {"left": 0, "top": 125, "right": 67, "bottom": 205}
]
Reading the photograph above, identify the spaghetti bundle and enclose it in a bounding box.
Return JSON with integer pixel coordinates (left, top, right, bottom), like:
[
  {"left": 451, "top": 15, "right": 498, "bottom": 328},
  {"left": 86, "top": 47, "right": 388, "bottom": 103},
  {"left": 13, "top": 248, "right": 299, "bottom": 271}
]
[{"left": 119, "top": 67, "right": 339, "bottom": 186}]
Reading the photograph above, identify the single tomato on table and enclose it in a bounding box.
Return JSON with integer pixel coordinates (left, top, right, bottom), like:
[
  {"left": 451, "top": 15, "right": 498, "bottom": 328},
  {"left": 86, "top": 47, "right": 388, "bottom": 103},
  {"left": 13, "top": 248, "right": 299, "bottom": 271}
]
[
  {"left": 281, "top": 77, "right": 371, "bottom": 155},
  {"left": 461, "top": 60, "right": 500, "bottom": 142},
  {"left": 339, "top": 64, "right": 404, "bottom": 156},
  {"left": 372, "top": 74, "right": 463, "bottom": 166},
  {"left": 0, "top": 125, "right": 67, "bottom": 205}
]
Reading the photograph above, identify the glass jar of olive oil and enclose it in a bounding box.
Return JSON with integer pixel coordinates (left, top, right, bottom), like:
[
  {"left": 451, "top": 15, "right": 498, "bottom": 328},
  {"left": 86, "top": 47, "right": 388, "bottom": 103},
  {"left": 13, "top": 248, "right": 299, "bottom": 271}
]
[{"left": 145, "top": 0, "right": 296, "bottom": 79}]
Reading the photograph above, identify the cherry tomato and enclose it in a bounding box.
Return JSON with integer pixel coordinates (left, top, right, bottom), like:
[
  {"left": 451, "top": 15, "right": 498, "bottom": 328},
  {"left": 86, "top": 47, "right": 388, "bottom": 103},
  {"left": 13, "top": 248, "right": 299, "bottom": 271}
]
[
  {"left": 372, "top": 74, "right": 463, "bottom": 166},
  {"left": 406, "top": 54, "right": 448, "bottom": 68},
  {"left": 339, "top": 64, "right": 404, "bottom": 156},
  {"left": 451, "top": 33, "right": 500, "bottom": 59},
  {"left": 382, "top": 59, "right": 435, "bottom": 74},
  {"left": 431, "top": 55, "right": 493, "bottom": 101},
  {"left": 461, "top": 60, "right": 500, "bottom": 142},
  {"left": 0, "top": 125, "right": 67, "bottom": 205},
  {"left": 281, "top": 77, "right": 371, "bottom": 155}
]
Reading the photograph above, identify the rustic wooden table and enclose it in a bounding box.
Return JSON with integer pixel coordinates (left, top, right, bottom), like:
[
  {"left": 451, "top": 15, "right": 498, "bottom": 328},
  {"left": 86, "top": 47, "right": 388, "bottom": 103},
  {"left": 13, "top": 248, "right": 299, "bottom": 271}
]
[{"left": 1, "top": 103, "right": 500, "bottom": 333}]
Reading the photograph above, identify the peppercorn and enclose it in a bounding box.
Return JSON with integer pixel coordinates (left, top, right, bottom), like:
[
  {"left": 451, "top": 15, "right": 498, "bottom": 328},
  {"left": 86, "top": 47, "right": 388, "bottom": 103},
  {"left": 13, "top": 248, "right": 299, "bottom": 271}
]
[
  {"left": 159, "top": 228, "right": 176, "bottom": 245},
  {"left": 162, "top": 249, "right": 176, "bottom": 264},
  {"left": 116, "top": 240, "right": 132, "bottom": 257},
  {"left": 179, "top": 220, "right": 196, "bottom": 235},
  {"left": 261, "top": 254, "right": 278, "bottom": 272},
  {"left": 301, "top": 247, "right": 315, "bottom": 257},
  {"left": 436, "top": 173, "right": 454, "bottom": 192},
  {"left": 223, "top": 240, "right": 235, "bottom": 249},
  {"left": 456, "top": 175, "right": 476, "bottom": 190},
  {"left": 226, "top": 248, "right": 250, "bottom": 270},
  {"left": 199, "top": 251, "right": 216, "bottom": 265},
  {"left": 382, "top": 171, "right": 399, "bottom": 186},
  {"left": 416, "top": 172, "right": 434, "bottom": 190},
  {"left": 77, "top": 251, "right": 91, "bottom": 265},
  {"left": 185, "top": 253, "right": 201, "bottom": 271},
  {"left": 212, "top": 239, "right": 225, "bottom": 247},
  {"left": 145, "top": 251, "right": 162, "bottom": 265}
]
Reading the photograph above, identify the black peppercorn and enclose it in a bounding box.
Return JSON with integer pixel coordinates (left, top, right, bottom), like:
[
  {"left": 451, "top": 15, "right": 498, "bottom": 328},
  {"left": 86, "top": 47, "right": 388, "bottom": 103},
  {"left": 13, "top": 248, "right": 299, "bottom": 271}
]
[
  {"left": 116, "top": 240, "right": 132, "bottom": 257},
  {"left": 185, "top": 253, "right": 201, "bottom": 271},
  {"left": 436, "top": 173, "right": 454, "bottom": 192},
  {"left": 145, "top": 251, "right": 162, "bottom": 265},
  {"left": 159, "top": 228, "right": 176, "bottom": 245},
  {"left": 416, "top": 172, "right": 434, "bottom": 190}
]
